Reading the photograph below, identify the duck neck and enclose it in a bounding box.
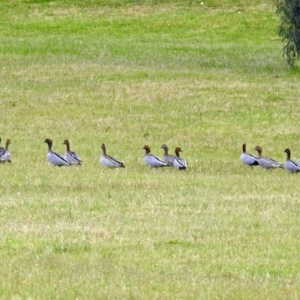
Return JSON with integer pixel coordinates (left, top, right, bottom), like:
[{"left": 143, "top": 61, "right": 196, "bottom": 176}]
[
  {"left": 242, "top": 144, "right": 246, "bottom": 153},
  {"left": 102, "top": 145, "right": 106, "bottom": 155}
]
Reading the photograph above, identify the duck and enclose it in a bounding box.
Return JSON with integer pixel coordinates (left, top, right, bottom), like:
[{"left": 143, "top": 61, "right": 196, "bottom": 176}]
[
  {"left": 161, "top": 144, "right": 176, "bottom": 166},
  {"left": 0, "top": 139, "right": 12, "bottom": 163},
  {"left": 142, "top": 145, "right": 168, "bottom": 168},
  {"left": 284, "top": 148, "right": 300, "bottom": 173},
  {"left": 100, "top": 143, "right": 125, "bottom": 168},
  {"left": 0, "top": 137, "right": 5, "bottom": 157},
  {"left": 254, "top": 146, "right": 283, "bottom": 169},
  {"left": 44, "top": 138, "right": 71, "bottom": 167},
  {"left": 240, "top": 143, "right": 259, "bottom": 167},
  {"left": 63, "top": 139, "right": 82, "bottom": 165},
  {"left": 173, "top": 147, "right": 187, "bottom": 170}
]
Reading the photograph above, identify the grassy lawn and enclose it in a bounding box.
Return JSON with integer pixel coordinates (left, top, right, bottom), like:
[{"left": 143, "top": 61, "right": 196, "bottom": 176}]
[{"left": 1, "top": 0, "right": 300, "bottom": 298}]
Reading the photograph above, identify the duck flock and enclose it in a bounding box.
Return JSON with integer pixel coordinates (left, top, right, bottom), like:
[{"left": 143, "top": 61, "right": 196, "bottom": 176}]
[
  {"left": 1, "top": 137, "right": 299, "bottom": 172},
  {"left": 241, "top": 143, "right": 300, "bottom": 173},
  {"left": 0, "top": 137, "right": 188, "bottom": 170}
]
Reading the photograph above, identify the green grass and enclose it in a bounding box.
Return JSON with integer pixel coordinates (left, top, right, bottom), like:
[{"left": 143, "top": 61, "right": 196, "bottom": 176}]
[{"left": 1, "top": 0, "right": 300, "bottom": 299}]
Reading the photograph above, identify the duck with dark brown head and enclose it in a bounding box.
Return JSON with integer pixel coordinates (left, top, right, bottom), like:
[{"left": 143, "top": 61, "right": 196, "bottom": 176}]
[
  {"left": 161, "top": 144, "right": 176, "bottom": 166},
  {"left": 240, "top": 143, "right": 259, "bottom": 167},
  {"left": 44, "top": 138, "right": 70, "bottom": 167},
  {"left": 254, "top": 146, "right": 283, "bottom": 169},
  {"left": 100, "top": 143, "right": 125, "bottom": 168},
  {"left": 142, "top": 145, "right": 168, "bottom": 168},
  {"left": 173, "top": 147, "right": 187, "bottom": 170},
  {"left": 63, "top": 139, "right": 82, "bottom": 165},
  {"left": 284, "top": 148, "right": 300, "bottom": 173}
]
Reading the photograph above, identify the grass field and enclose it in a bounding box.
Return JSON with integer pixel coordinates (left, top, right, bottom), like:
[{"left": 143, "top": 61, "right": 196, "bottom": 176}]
[{"left": 1, "top": 0, "right": 300, "bottom": 299}]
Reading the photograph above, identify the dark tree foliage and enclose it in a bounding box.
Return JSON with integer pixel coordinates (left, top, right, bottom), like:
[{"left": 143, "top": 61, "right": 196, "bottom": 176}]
[{"left": 275, "top": 0, "right": 300, "bottom": 67}]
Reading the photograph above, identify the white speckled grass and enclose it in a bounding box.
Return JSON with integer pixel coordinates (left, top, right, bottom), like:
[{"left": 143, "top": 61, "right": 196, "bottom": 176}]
[{"left": 1, "top": 0, "right": 300, "bottom": 299}]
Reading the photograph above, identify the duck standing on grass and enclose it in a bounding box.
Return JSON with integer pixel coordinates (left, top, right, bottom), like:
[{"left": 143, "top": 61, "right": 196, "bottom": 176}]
[
  {"left": 44, "top": 138, "right": 71, "bottom": 167},
  {"left": 0, "top": 139, "right": 12, "bottom": 163},
  {"left": 254, "top": 146, "right": 283, "bottom": 169},
  {"left": 63, "top": 139, "right": 82, "bottom": 165},
  {"left": 161, "top": 144, "right": 176, "bottom": 166},
  {"left": 100, "top": 143, "right": 125, "bottom": 168},
  {"left": 240, "top": 143, "right": 258, "bottom": 167},
  {"left": 173, "top": 147, "right": 187, "bottom": 170},
  {"left": 0, "top": 137, "right": 5, "bottom": 157},
  {"left": 284, "top": 148, "right": 300, "bottom": 173},
  {"left": 142, "top": 145, "right": 168, "bottom": 168}
]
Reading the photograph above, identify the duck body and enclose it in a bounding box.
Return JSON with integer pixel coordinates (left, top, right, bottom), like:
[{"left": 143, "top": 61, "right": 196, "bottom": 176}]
[
  {"left": 47, "top": 152, "right": 70, "bottom": 167},
  {"left": 161, "top": 144, "right": 176, "bottom": 166},
  {"left": 100, "top": 143, "right": 125, "bottom": 168},
  {"left": 0, "top": 151, "right": 11, "bottom": 163},
  {"left": 44, "top": 139, "right": 71, "bottom": 167},
  {"left": 0, "top": 139, "right": 11, "bottom": 163},
  {"left": 65, "top": 151, "right": 82, "bottom": 165},
  {"left": 254, "top": 146, "right": 283, "bottom": 169},
  {"left": 143, "top": 145, "right": 168, "bottom": 168},
  {"left": 285, "top": 159, "right": 300, "bottom": 173},
  {"left": 63, "top": 140, "right": 82, "bottom": 165},
  {"left": 240, "top": 144, "right": 258, "bottom": 166},
  {"left": 173, "top": 147, "right": 187, "bottom": 170},
  {"left": 0, "top": 137, "right": 5, "bottom": 157},
  {"left": 284, "top": 148, "right": 300, "bottom": 173}
]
